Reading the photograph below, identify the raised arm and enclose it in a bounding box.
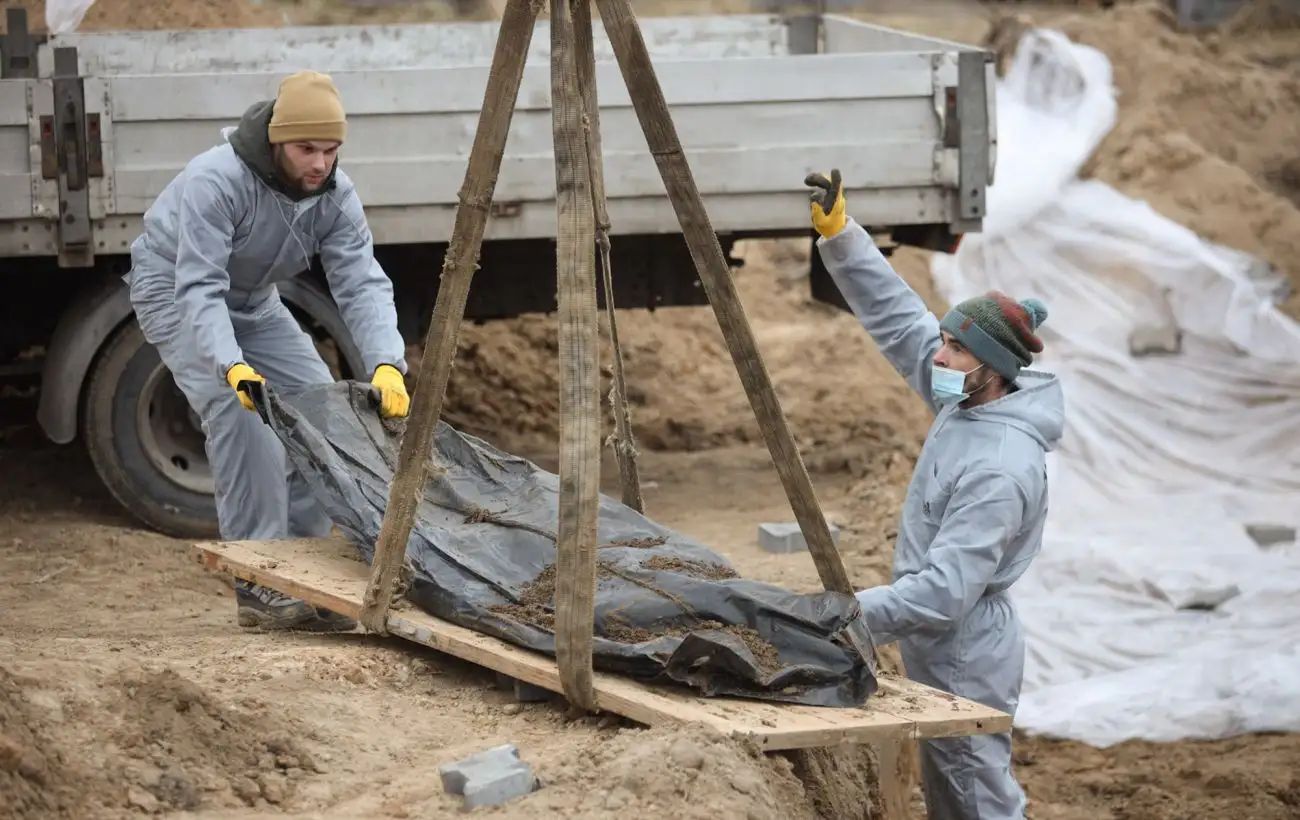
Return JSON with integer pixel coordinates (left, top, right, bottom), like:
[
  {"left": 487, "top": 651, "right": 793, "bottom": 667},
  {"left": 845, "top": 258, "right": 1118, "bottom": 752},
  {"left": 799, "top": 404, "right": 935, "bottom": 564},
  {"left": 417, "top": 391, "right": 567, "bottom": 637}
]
[{"left": 806, "top": 171, "right": 942, "bottom": 410}]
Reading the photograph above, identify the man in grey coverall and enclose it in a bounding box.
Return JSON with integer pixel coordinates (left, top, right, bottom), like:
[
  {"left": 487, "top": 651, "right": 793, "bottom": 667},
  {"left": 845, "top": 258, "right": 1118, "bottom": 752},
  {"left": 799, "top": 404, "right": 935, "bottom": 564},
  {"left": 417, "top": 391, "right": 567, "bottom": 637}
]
[
  {"left": 806, "top": 170, "right": 1066, "bottom": 819},
  {"left": 125, "top": 71, "right": 411, "bottom": 633}
]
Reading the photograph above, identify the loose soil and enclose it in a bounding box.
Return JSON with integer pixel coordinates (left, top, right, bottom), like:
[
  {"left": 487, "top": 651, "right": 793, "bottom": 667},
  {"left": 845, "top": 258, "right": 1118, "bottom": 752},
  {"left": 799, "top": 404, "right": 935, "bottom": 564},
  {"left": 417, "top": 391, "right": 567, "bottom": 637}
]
[{"left": 2, "top": 1, "right": 1299, "bottom": 819}]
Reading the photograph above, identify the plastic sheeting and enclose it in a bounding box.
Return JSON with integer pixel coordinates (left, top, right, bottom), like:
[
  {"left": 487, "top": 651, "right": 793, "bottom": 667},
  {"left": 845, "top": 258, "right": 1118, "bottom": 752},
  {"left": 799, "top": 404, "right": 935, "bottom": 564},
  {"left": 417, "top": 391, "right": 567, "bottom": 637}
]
[
  {"left": 45, "top": 0, "right": 96, "bottom": 34},
  {"left": 251, "top": 381, "right": 878, "bottom": 708},
  {"left": 931, "top": 29, "right": 1300, "bottom": 748}
]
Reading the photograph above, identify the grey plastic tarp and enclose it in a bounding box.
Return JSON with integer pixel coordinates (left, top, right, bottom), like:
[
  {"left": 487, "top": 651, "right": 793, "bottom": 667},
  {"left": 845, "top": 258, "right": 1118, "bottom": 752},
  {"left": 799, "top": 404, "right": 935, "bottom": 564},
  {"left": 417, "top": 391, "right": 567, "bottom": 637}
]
[{"left": 253, "top": 380, "right": 878, "bottom": 707}]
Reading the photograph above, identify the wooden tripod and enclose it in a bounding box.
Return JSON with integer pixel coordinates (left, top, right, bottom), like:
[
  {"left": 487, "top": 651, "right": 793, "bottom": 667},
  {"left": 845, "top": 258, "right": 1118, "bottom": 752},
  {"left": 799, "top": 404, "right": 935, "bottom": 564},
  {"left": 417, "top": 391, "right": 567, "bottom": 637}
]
[{"left": 355, "top": 0, "right": 861, "bottom": 715}]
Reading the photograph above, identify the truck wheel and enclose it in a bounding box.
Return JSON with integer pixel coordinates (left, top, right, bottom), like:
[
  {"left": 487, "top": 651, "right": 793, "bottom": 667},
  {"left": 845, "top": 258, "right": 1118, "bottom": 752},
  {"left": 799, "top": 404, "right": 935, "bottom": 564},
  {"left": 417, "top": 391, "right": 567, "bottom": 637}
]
[
  {"left": 82, "top": 319, "right": 220, "bottom": 539},
  {"left": 80, "top": 295, "right": 360, "bottom": 541}
]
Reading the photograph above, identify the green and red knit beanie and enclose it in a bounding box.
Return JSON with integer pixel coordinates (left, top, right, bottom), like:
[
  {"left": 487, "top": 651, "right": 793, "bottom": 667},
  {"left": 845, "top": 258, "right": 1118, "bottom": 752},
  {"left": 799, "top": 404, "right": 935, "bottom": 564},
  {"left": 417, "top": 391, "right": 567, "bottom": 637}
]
[{"left": 938, "top": 291, "right": 1049, "bottom": 381}]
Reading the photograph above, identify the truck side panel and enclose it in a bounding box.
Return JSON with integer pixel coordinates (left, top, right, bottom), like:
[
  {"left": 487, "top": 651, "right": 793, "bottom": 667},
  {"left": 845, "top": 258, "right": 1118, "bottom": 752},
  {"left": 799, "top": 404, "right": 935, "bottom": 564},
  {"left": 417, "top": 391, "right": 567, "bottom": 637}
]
[{"left": 68, "top": 52, "right": 951, "bottom": 249}]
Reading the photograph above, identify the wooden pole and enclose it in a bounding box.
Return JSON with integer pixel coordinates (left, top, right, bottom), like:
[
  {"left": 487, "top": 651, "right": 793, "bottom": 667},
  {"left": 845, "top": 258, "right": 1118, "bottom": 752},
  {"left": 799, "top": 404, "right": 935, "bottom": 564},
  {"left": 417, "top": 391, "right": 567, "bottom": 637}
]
[
  {"left": 550, "top": 0, "right": 601, "bottom": 713},
  {"left": 573, "top": 0, "right": 645, "bottom": 514},
  {"left": 357, "top": 0, "right": 544, "bottom": 635},
  {"left": 591, "top": 0, "right": 855, "bottom": 600}
]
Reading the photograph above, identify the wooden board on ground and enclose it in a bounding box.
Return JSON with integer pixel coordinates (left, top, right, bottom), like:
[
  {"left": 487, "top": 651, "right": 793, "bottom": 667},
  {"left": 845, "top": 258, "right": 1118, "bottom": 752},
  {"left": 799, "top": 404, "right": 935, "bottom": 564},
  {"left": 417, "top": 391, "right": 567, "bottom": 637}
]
[{"left": 193, "top": 536, "right": 1011, "bottom": 752}]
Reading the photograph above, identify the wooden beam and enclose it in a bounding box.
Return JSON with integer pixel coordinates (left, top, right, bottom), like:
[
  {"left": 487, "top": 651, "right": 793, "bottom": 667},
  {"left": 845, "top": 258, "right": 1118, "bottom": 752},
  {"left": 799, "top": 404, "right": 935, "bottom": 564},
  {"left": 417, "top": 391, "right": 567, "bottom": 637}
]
[
  {"left": 550, "top": 0, "right": 601, "bottom": 714},
  {"left": 591, "top": 0, "right": 855, "bottom": 599},
  {"left": 574, "top": 0, "right": 645, "bottom": 514},
  {"left": 357, "top": 0, "right": 544, "bottom": 635}
]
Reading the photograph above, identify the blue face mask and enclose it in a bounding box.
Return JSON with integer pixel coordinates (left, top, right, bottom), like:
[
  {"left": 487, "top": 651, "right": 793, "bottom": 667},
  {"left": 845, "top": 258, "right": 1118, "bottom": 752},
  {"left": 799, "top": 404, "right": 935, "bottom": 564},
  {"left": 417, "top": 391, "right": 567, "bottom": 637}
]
[{"left": 931, "top": 363, "right": 983, "bottom": 406}]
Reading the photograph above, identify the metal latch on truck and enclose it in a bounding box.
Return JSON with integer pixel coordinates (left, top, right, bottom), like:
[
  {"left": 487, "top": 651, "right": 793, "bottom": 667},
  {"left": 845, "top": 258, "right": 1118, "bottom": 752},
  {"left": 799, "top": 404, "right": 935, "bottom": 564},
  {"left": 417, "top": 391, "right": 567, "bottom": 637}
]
[{"left": 2, "top": 7, "right": 102, "bottom": 267}]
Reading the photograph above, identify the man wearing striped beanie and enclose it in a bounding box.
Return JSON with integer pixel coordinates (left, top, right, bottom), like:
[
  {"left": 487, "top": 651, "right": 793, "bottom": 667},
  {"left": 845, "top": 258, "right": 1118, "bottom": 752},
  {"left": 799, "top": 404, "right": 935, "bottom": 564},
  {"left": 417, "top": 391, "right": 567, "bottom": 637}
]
[{"left": 805, "top": 169, "right": 1066, "bottom": 820}]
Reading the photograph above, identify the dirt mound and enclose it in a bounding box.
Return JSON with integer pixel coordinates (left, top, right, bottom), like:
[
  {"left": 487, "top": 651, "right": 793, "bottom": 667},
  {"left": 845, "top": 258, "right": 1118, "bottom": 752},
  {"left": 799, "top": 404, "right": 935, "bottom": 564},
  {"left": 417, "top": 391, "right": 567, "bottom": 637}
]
[
  {"left": 105, "top": 665, "right": 322, "bottom": 813},
  {"left": 509, "top": 724, "right": 882, "bottom": 819},
  {"left": 0, "top": 666, "right": 81, "bottom": 820},
  {"left": 992, "top": 0, "right": 1300, "bottom": 319},
  {"left": 423, "top": 239, "right": 937, "bottom": 455},
  {"left": 4, "top": 0, "right": 282, "bottom": 31},
  {"left": 0, "top": 662, "right": 321, "bottom": 819}
]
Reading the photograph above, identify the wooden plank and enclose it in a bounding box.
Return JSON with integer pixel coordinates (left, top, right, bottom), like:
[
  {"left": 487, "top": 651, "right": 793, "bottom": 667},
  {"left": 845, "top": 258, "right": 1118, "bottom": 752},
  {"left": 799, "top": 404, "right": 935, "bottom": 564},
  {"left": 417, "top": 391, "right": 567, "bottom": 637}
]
[
  {"left": 112, "top": 142, "right": 942, "bottom": 211},
  {"left": 106, "top": 52, "right": 935, "bottom": 121},
  {"left": 192, "top": 536, "right": 1013, "bottom": 751}
]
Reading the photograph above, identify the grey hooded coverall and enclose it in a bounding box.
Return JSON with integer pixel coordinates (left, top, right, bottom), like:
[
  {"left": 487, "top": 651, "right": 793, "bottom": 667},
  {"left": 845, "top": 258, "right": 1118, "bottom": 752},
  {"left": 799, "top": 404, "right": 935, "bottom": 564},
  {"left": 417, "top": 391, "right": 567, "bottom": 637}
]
[
  {"left": 817, "top": 219, "right": 1066, "bottom": 820},
  {"left": 124, "top": 100, "right": 406, "bottom": 544}
]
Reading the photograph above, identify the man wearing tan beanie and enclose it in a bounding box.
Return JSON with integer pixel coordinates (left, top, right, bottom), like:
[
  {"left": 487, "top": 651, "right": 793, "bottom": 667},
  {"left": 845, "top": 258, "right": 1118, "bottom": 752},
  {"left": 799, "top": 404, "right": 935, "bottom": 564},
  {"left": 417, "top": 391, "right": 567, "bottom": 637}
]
[{"left": 123, "top": 71, "right": 410, "bottom": 632}]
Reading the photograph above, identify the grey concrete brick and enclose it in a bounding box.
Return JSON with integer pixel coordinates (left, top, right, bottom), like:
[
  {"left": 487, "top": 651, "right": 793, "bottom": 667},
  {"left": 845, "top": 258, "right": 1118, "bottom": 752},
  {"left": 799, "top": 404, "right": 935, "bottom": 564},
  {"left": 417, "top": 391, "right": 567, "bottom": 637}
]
[
  {"left": 757, "top": 521, "right": 841, "bottom": 554},
  {"left": 1245, "top": 523, "right": 1297, "bottom": 548},
  {"left": 495, "top": 672, "right": 552, "bottom": 703},
  {"left": 463, "top": 764, "right": 538, "bottom": 809},
  {"left": 1128, "top": 324, "right": 1182, "bottom": 358},
  {"left": 439, "top": 743, "right": 538, "bottom": 809}
]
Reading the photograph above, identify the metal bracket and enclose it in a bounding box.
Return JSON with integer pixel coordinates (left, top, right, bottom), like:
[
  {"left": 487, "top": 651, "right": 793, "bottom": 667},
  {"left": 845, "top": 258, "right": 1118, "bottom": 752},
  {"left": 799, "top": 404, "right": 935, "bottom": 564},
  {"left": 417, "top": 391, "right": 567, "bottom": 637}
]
[
  {"left": 50, "top": 46, "right": 95, "bottom": 267},
  {"left": 783, "top": 14, "right": 822, "bottom": 55},
  {"left": 1, "top": 7, "right": 45, "bottom": 79},
  {"left": 947, "top": 50, "right": 993, "bottom": 235}
]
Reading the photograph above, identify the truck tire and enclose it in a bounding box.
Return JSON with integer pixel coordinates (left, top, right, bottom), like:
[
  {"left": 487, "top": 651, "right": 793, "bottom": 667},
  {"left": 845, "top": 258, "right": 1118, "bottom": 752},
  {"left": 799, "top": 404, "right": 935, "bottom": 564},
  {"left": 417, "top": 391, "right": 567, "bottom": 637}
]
[
  {"left": 79, "top": 287, "right": 361, "bottom": 540},
  {"left": 82, "top": 319, "right": 220, "bottom": 539}
]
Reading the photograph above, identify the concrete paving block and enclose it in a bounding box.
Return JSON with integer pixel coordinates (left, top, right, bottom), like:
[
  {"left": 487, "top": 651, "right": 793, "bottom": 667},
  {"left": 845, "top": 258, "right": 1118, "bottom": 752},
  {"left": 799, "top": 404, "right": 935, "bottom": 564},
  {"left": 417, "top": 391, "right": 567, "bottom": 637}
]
[
  {"left": 439, "top": 743, "right": 538, "bottom": 810},
  {"left": 1128, "top": 324, "right": 1182, "bottom": 358},
  {"left": 757, "top": 521, "right": 841, "bottom": 554},
  {"left": 1245, "top": 523, "right": 1297, "bottom": 548}
]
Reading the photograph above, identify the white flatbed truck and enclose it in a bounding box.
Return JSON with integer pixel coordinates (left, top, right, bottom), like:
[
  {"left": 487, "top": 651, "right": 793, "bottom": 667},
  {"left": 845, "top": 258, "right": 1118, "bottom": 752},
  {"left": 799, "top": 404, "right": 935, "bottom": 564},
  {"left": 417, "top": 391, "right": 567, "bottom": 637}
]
[{"left": 0, "top": 7, "right": 995, "bottom": 536}]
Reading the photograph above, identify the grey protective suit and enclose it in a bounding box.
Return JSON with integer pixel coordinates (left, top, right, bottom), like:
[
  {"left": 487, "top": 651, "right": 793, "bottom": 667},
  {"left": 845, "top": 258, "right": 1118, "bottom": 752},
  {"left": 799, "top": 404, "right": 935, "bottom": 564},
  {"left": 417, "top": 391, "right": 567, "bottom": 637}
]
[
  {"left": 817, "top": 219, "right": 1065, "bottom": 820},
  {"left": 125, "top": 100, "right": 406, "bottom": 542}
]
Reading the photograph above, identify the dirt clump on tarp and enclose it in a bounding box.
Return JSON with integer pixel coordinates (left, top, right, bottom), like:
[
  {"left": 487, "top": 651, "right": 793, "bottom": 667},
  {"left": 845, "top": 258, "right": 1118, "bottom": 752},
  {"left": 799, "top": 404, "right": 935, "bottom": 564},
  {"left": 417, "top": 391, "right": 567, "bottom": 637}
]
[{"left": 255, "top": 380, "right": 877, "bottom": 707}]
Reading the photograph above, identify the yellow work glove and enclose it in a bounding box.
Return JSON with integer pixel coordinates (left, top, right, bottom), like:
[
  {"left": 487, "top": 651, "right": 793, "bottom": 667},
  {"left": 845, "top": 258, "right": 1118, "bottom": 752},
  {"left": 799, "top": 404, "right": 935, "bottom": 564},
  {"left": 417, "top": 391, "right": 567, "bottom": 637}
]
[
  {"left": 225, "top": 362, "right": 265, "bottom": 413},
  {"left": 370, "top": 364, "right": 410, "bottom": 419},
  {"left": 805, "top": 168, "right": 848, "bottom": 240}
]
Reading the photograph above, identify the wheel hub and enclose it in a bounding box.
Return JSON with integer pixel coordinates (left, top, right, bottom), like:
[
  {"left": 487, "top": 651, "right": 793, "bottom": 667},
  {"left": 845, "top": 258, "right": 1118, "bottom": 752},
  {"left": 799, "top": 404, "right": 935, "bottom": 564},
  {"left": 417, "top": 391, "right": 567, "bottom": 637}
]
[{"left": 136, "top": 366, "right": 214, "bottom": 496}]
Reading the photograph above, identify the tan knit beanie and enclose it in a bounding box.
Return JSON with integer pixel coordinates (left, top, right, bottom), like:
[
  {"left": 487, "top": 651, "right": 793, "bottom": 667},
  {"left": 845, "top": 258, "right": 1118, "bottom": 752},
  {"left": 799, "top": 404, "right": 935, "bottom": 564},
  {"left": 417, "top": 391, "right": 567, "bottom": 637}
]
[{"left": 268, "top": 71, "right": 347, "bottom": 145}]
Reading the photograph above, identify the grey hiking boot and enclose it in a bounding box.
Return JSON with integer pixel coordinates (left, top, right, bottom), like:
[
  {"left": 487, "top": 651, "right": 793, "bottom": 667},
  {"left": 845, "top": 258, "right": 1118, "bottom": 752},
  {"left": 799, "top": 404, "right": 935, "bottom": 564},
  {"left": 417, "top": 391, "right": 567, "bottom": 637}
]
[{"left": 235, "top": 581, "right": 358, "bottom": 633}]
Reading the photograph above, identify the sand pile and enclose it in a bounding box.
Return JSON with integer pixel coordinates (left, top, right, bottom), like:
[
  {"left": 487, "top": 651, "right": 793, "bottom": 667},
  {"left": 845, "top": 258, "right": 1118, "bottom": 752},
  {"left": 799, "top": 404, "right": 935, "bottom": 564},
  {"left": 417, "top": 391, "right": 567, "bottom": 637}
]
[
  {"left": 4, "top": 0, "right": 283, "bottom": 30},
  {"left": 1, "top": 666, "right": 80, "bottom": 820},
  {"left": 1001, "top": 0, "right": 1300, "bottom": 319},
  {"left": 0, "top": 662, "right": 323, "bottom": 818},
  {"left": 420, "top": 239, "right": 938, "bottom": 457},
  {"left": 504, "top": 724, "right": 882, "bottom": 819}
]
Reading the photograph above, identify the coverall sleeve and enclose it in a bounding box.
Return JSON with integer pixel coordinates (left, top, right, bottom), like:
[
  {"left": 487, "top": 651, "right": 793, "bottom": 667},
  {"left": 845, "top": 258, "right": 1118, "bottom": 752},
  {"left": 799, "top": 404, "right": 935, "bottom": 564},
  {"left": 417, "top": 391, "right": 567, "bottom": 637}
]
[
  {"left": 854, "top": 469, "right": 1027, "bottom": 645},
  {"left": 174, "top": 175, "right": 244, "bottom": 382},
  {"left": 816, "top": 218, "right": 942, "bottom": 410},
  {"left": 319, "top": 188, "right": 408, "bottom": 376}
]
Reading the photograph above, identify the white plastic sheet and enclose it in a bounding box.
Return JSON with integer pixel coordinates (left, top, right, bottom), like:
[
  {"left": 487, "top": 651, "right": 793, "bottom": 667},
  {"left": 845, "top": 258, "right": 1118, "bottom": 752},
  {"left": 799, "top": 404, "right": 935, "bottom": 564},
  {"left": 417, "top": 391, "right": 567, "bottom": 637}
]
[
  {"left": 930, "top": 29, "right": 1300, "bottom": 748},
  {"left": 45, "top": 0, "right": 97, "bottom": 34}
]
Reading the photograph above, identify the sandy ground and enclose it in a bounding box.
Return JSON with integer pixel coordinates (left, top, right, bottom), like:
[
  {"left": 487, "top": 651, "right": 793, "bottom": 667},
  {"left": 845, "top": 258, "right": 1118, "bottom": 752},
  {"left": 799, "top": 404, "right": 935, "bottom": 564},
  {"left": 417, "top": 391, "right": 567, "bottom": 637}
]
[
  {"left": 5, "top": 242, "right": 1300, "bottom": 820},
  {"left": 4, "top": 0, "right": 1300, "bottom": 818}
]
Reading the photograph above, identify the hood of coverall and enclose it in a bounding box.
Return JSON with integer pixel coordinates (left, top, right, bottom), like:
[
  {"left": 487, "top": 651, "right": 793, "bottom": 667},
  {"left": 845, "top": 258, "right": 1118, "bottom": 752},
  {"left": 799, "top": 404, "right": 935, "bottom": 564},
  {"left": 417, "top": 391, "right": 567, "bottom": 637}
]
[
  {"left": 953, "top": 369, "right": 1066, "bottom": 452},
  {"left": 228, "top": 100, "right": 339, "bottom": 202}
]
